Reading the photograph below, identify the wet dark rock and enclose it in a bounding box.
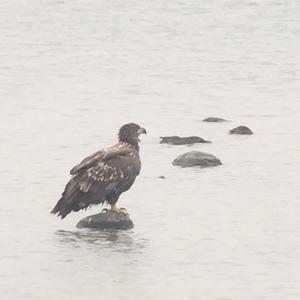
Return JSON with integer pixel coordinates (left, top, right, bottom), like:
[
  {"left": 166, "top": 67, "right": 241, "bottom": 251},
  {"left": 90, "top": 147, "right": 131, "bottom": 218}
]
[
  {"left": 77, "top": 209, "right": 134, "bottom": 230},
  {"left": 172, "top": 151, "right": 222, "bottom": 168},
  {"left": 202, "top": 117, "right": 228, "bottom": 122},
  {"left": 229, "top": 126, "right": 253, "bottom": 135},
  {"left": 160, "top": 136, "right": 211, "bottom": 145}
]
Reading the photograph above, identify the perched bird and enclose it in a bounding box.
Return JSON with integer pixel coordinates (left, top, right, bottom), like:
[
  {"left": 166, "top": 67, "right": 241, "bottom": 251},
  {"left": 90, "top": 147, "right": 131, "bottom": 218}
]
[{"left": 51, "top": 123, "right": 146, "bottom": 219}]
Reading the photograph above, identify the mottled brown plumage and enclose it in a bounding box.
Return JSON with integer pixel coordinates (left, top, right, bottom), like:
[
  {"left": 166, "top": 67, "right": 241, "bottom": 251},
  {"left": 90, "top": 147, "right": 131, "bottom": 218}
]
[{"left": 51, "top": 123, "right": 146, "bottom": 219}]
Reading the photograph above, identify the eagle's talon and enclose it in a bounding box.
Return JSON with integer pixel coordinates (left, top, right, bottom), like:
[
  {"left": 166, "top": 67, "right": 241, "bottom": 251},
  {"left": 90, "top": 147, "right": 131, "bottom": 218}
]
[{"left": 111, "top": 204, "right": 126, "bottom": 214}]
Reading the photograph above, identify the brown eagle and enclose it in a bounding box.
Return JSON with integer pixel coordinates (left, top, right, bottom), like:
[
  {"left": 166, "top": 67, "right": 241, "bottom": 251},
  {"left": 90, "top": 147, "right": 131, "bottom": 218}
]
[{"left": 51, "top": 123, "right": 146, "bottom": 219}]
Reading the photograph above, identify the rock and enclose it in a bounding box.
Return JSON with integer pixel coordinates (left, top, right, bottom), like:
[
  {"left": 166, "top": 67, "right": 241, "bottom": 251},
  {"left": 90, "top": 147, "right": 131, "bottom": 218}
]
[
  {"left": 172, "top": 151, "right": 222, "bottom": 168},
  {"left": 229, "top": 126, "right": 253, "bottom": 135},
  {"left": 77, "top": 209, "right": 134, "bottom": 230},
  {"left": 160, "top": 136, "right": 211, "bottom": 145},
  {"left": 157, "top": 175, "right": 166, "bottom": 179},
  {"left": 202, "top": 117, "right": 228, "bottom": 122}
]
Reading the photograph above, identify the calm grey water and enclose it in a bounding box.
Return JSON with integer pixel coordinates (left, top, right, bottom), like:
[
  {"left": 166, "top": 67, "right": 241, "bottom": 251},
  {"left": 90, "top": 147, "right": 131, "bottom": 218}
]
[{"left": 1, "top": 0, "right": 300, "bottom": 299}]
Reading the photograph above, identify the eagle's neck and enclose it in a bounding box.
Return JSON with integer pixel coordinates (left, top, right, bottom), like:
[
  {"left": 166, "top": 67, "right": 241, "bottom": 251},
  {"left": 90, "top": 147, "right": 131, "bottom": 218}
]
[{"left": 118, "top": 138, "right": 139, "bottom": 150}]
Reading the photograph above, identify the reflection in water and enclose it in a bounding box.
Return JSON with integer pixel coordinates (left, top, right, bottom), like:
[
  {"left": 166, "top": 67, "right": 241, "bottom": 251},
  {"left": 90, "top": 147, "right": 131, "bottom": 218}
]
[{"left": 55, "top": 229, "right": 148, "bottom": 253}]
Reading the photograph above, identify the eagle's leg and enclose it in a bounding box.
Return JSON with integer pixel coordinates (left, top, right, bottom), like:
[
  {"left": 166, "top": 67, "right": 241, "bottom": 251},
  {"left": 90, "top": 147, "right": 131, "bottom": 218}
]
[{"left": 110, "top": 204, "right": 126, "bottom": 214}]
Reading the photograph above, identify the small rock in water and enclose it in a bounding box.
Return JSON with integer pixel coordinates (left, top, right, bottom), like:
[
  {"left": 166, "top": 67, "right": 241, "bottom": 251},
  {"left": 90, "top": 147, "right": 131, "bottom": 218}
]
[
  {"left": 172, "top": 151, "right": 222, "bottom": 168},
  {"left": 157, "top": 175, "right": 166, "bottom": 179},
  {"left": 77, "top": 209, "right": 134, "bottom": 230},
  {"left": 160, "top": 136, "right": 211, "bottom": 145},
  {"left": 229, "top": 126, "right": 253, "bottom": 135},
  {"left": 202, "top": 117, "right": 228, "bottom": 122}
]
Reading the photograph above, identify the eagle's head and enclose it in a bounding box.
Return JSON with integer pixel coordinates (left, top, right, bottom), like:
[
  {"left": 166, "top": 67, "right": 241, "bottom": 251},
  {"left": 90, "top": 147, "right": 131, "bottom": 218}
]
[{"left": 118, "top": 123, "right": 147, "bottom": 148}]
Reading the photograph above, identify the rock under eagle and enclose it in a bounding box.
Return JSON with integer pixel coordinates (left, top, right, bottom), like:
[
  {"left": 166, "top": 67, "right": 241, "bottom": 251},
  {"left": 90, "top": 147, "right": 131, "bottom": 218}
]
[{"left": 51, "top": 123, "right": 146, "bottom": 219}]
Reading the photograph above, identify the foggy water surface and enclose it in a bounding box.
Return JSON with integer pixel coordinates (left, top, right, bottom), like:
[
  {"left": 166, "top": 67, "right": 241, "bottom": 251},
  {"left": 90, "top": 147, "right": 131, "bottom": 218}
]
[{"left": 1, "top": 0, "right": 300, "bottom": 299}]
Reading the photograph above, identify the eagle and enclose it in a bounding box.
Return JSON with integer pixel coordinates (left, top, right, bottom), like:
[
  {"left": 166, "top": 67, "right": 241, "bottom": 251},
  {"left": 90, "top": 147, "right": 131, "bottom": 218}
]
[{"left": 51, "top": 123, "right": 146, "bottom": 219}]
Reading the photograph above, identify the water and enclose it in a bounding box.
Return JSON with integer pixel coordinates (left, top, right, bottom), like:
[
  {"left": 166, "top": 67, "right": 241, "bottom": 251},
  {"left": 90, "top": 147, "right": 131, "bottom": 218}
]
[{"left": 1, "top": 0, "right": 300, "bottom": 299}]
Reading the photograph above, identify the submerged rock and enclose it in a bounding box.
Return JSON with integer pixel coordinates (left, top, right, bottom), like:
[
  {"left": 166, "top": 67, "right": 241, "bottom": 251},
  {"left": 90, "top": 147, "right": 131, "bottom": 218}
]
[
  {"left": 229, "top": 126, "right": 253, "bottom": 135},
  {"left": 160, "top": 136, "right": 211, "bottom": 145},
  {"left": 202, "top": 117, "right": 228, "bottom": 122},
  {"left": 77, "top": 209, "right": 134, "bottom": 230},
  {"left": 172, "top": 151, "right": 222, "bottom": 168}
]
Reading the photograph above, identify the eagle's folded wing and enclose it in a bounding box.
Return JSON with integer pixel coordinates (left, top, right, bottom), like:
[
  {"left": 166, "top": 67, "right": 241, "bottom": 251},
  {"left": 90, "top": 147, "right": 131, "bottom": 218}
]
[
  {"left": 70, "top": 149, "right": 104, "bottom": 175},
  {"left": 70, "top": 144, "right": 132, "bottom": 175}
]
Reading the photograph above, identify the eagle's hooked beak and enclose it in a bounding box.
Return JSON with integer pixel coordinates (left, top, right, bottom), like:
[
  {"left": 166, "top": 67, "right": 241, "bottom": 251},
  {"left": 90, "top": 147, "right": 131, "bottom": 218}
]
[{"left": 137, "top": 127, "right": 147, "bottom": 135}]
